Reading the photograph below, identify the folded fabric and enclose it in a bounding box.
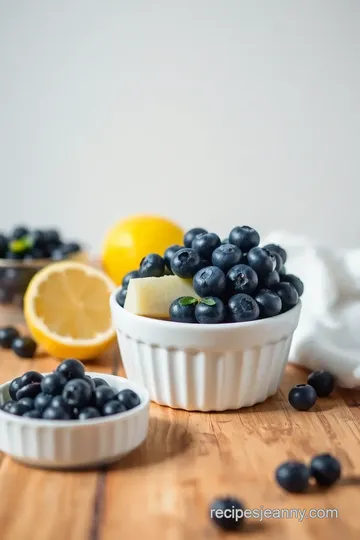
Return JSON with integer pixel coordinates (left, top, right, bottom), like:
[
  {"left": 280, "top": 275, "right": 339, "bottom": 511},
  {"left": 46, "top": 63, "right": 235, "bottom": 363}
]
[{"left": 263, "top": 231, "right": 360, "bottom": 388}]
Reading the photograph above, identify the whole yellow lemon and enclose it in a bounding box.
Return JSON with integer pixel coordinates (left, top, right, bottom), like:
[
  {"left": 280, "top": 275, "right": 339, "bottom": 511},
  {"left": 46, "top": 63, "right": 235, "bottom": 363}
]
[{"left": 101, "top": 215, "right": 184, "bottom": 285}]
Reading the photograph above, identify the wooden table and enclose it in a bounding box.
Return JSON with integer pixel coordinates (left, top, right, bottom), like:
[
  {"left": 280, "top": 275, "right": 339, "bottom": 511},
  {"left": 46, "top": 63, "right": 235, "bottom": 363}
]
[{"left": 0, "top": 307, "right": 360, "bottom": 540}]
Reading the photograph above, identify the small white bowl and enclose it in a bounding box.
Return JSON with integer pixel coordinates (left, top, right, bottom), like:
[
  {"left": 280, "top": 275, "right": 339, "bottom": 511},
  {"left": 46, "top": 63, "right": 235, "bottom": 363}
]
[
  {"left": 0, "top": 373, "right": 150, "bottom": 469},
  {"left": 111, "top": 292, "right": 301, "bottom": 411}
]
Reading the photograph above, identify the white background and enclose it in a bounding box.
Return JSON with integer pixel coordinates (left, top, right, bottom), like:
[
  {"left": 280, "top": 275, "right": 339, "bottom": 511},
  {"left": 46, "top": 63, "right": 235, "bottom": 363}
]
[{"left": 0, "top": 0, "right": 359, "bottom": 251}]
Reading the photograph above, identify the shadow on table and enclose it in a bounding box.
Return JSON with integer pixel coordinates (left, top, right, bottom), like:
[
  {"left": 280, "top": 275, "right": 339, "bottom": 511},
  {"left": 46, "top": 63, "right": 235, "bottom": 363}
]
[{"left": 108, "top": 416, "right": 193, "bottom": 470}]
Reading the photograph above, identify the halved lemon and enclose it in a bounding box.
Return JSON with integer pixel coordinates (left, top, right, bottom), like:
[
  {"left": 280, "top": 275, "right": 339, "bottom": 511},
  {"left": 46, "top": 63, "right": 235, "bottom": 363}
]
[{"left": 24, "top": 261, "right": 116, "bottom": 360}]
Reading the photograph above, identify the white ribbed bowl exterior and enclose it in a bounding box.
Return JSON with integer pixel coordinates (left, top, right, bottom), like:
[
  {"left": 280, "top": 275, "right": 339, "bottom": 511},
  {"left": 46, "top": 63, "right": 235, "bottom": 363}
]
[
  {"left": 0, "top": 373, "right": 149, "bottom": 469},
  {"left": 111, "top": 294, "right": 301, "bottom": 411}
]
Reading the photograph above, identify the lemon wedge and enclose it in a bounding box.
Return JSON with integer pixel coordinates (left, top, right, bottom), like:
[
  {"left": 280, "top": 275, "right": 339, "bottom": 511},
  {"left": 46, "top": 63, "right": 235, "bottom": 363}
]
[{"left": 24, "top": 261, "right": 116, "bottom": 360}]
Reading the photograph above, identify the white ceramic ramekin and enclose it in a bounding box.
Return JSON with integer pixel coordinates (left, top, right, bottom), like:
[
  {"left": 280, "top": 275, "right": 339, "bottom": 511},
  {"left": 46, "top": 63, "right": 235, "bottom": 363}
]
[
  {"left": 111, "top": 292, "right": 301, "bottom": 411},
  {"left": 0, "top": 373, "right": 149, "bottom": 469}
]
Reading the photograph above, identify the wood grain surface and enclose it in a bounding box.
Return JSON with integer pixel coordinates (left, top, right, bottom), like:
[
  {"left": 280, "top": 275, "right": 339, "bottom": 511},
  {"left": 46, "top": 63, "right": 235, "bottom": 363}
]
[{"left": 0, "top": 308, "right": 359, "bottom": 540}]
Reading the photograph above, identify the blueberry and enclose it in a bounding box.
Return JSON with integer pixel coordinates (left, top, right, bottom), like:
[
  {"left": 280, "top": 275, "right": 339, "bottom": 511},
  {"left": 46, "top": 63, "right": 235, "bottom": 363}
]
[
  {"left": 62, "top": 378, "right": 92, "bottom": 408},
  {"left": 247, "top": 247, "right": 276, "bottom": 277},
  {"left": 78, "top": 407, "right": 101, "bottom": 420},
  {"left": 0, "top": 233, "right": 7, "bottom": 257},
  {"left": 281, "top": 274, "right": 304, "bottom": 297},
  {"left": 116, "top": 288, "right": 127, "bottom": 308},
  {"left": 43, "top": 229, "right": 61, "bottom": 246},
  {"left": 209, "top": 497, "right": 245, "bottom": 531},
  {"left": 102, "top": 400, "right": 127, "bottom": 416},
  {"left": 92, "top": 377, "right": 110, "bottom": 388},
  {"left": 31, "top": 229, "right": 46, "bottom": 249},
  {"left": 263, "top": 243, "right": 287, "bottom": 265},
  {"left": 85, "top": 375, "right": 96, "bottom": 393},
  {"left": 0, "top": 326, "right": 19, "bottom": 348},
  {"left": 20, "top": 371, "right": 43, "bottom": 387},
  {"left": 16, "top": 382, "right": 42, "bottom": 401},
  {"left": 139, "top": 254, "right": 165, "bottom": 278},
  {"left": 193, "top": 266, "right": 226, "bottom": 298},
  {"left": 9, "top": 377, "right": 22, "bottom": 400},
  {"left": 34, "top": 392, "right": 53, "bottom": 413},
  {"left": 195, "top": 297, "right": 226, "bottom": 324},
  {"left": 272, "top": 252, "right": 283, "bottom": 272},
  {"left": 288, "top": 384, "right": 317, "bottom": 411},
  {"left": 169, "top": 297, "right": 197, "bottom": 323},
  {"left": 122, "top": 270, "right": 139, "bottom": 288},
  {"left": 5, "top": 401, "right": 31, "bottom": 416},
  {"left": 170, "top": 248, "right": 202, "bottom": 278},
  {"left": 184, "top": 227, "right": 208, "bottom": 248},
  {"left": 17, "top": 397, "right": 34, "bottom": 411},
  {"left": 2, "top": 401, "right": 16, "bottom": 412},
  {"left": 93, "top": 385, "right": 116, "bottom": 410},
  {"left": 260, "top": 270, "right": 280, "bottom": 288},
  {"left": 272, "top": 282, "right": 299, "bottom": 312},
  {"left": 11, "top": 225, "right": 29, "bottom": 240},
  {"left": 226, "top": 264, "right": 258, "bottom": 296},
  {"left": 117, "top": 389, "right": 141, "bottom": 410},
  {"left": 255, "top": 289, "right": 282, "bottom": 318},
  {"left": 41, "top": 372, "right": 67, "bottom": 396},
  {"left": 309, "top": 453, "right": 341, "bottom": 487},
  {"left": 42, "top": 406, "right": 71, "bottom": 420},
  {"left": 192, "top": 233, "right": 221, "bottom": 260},
  {"left": 23, "top": 409, "right": 42, "bottom": 418},
  {"left": 229, "top": 226, "right": 260, "bottom": 252},
  {"left": 211, "top": 244, "right": 242, "bottom": 273},
  {"left": 307, "top": 371, "right": 335, "bottom": 397},
  {"left": 275, "top": 461, "right": 309, "bottom": 493},
  {"left": 51, "top": 395, "right": 75, "bottom": 416},
  {"left": 56, "top": 358, "right": 85, "bottom": 380},
  {"left": 279, "top": 266, "right": 286, "bottom": 276},
  {"left": 12, "top": 336, "right": 37, "bottom": 358},
  {"left": 227, "top": 293, "right": 260, "bottom": 322},
  {"left": 164, "top": 245, "right": 183, "bottom": 270}
]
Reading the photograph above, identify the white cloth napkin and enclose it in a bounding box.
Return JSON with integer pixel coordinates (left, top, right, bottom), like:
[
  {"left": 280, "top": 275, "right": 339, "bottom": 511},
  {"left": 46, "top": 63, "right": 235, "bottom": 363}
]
[{"left": 264, "top": 232, "right": 360, "bottom": 388}]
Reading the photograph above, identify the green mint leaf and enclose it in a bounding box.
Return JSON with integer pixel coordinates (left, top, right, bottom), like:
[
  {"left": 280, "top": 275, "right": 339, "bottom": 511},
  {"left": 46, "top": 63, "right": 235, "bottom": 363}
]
[
  {"left": 201, "top": 298, "right": 216, "bottom": 306},
  {"left": 179, "top": 296, "right": 198, "bottom": 306}
]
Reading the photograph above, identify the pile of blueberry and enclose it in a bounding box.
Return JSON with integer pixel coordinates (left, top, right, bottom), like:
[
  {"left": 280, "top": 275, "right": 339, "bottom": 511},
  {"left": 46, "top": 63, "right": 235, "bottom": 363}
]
[
  {"left": 0, "top": 326, "right": 37, "bottom": 358},
  {"left": 117, "top": 225, "right": 303, "bottom": 324},
  {"left": 288, "top": 370, "right": 335, "bottom": 411},
  {"left": 1, "top": 359, "right": 141, "bottom": 420}
]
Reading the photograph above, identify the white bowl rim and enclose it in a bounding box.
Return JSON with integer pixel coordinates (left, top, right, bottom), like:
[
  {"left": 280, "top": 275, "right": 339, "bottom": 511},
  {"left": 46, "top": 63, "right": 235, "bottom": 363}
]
[
  {"left": 0, "top": 372, "right": 150, "bottom": 428},
  {"left": 110, "top": 288, "right": 302, "bottom": 332}
]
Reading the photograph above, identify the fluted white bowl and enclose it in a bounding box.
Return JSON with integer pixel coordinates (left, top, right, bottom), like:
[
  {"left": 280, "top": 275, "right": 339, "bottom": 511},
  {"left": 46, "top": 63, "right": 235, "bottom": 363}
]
[
  {"left": 111, "top": 292, "right": 301, "bottom": 411},
  {"left": 0, "top": 373, "right": 150, "bottom": 469}
]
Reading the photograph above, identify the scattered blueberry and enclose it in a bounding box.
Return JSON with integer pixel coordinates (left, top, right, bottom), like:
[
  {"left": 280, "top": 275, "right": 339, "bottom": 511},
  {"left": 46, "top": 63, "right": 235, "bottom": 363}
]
[
  {"left": 210, "top": 497, "right": 245, "bottom": 531},
  {"left": 309, "top": 453, "right": 341, "bottom": 487},
  {"left": 170, "top": 248, "right": 202, "bottom": 278},
  {"left": 62, "top": 379, "right": 92, "bottom": 409},
  {"left": 264, "top": 243, "right": 287, "bottom": 265},
  {"left": 94, "top": 385, "right": 116, "bottom": 411},
  {"left": 193, "top": 266, "right": 226, "bottom": 298},
  {"left": 9, "top": 377, "right": 22, "bottom": 400},
  {"left": 34, "top": 393, "right": 53, "bottom": 413},
  {"left": 116, "top": 288, "right": 127, "bottom": 308},
  {"left": 272, "top": 282, "right": 299, "bottom": 312},
  {"left": 307, "top": 371, "right": 335, "bottom": 397},
  {"left": 184, "top": 227, "right": 208, "bottom": 248},
  {"left": 23, "top": 409, "right": 42, "bottom": 418},
  {"left": 195, "top": 297, "right": 226, "bottom": 324},
  {"left": 255, "top": 289, "right": 282, "bottom": 318},
  {"left": 169, "top": 297, "right": 197, "bottom": 323},
  {"left": 229, "top": 226, "right": 260, "bottom": 252},
  {"left": 275, "top": 461, "right": 309, "bottom": 493},
  {"left": 117, "top": 389, "right": 141, "bottom": 410},
  {"left": 164, "top": 245, "right": 183, "bottom": 270},
  {"left": 227, "top": 293, "right": 260, "bottom": 322},
  {"left": 78, "top": 407, "right": 101, "bottom": 420},
  {"left": 103, "top": 400, "right": 127, "bottom": 416},
  {"left": 41, "top": 373, "right": 67, "bottom": 396},
  {"left": 92, "top": 377, "right": 110, "bottom": 388},
  {"left": 288, "top": 384, "right": 317, "bottom": 411},
  {"left": 43, "top": 406, "right": 71, "bottom": 420},
  {"left": 0, "top": 326, "right": 19, "bottom": 348},
  {"left": 12, "top": 336, "right": 37, "bottom": 358},
  {"left": 139, "top": 254, "right": 165, "bottom": 278},
  {"left": 56, "top": 358, "right": 85, "bottom": 381},
  {"left": 192, "top": 233, "right": 221, "bottom": 260},
  {"left": 211, "top": 244, "right": 242, "bottom": 273},
  {"left": 260, "top": 270, "right": 280, "bottom": 288},
  {"left": 122, "top": 270, "right": 139, "bottom": 288},
  {"left": 226, "top": 264, "right": 258, "bottom": 296},
  {"left": 281, "top": 274, "right": 304, "bottom": 297},
  {"left": 247, "top": 247, "right": 276, "bottom": 277},
  {"left": 16, "top": 382, "right": 42, "bottom": 400}
]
